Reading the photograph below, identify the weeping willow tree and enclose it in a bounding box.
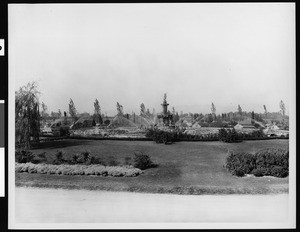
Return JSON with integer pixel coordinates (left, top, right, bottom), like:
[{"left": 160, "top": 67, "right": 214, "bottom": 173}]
[{"left": 15, "top": 82, "right": 41, "bottom": 149}]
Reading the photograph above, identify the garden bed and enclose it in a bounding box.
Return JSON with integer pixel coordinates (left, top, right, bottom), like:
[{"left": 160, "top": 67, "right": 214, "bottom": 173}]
[{"left": 15, "top": 163, "right": 143, "bottom": 177}]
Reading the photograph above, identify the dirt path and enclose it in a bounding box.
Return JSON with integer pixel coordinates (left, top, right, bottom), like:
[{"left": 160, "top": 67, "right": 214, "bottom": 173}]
[{"left": 14, "top": 187, "right": 289, "bottom": 227}]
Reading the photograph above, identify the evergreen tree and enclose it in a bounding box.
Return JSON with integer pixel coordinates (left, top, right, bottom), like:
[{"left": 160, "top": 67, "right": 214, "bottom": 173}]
[
  {"left": 140, "top": 103, "right": 146, "bottom": 116},
  {"left": 279, "top": 100, "right": 286, "bottom": 117},
  {"left": 69, "top": 98, "right": 77, "bottom": 122},
  {"left": 279, "top": 100, "right": 286, "bottom": 123},
  {"left": 116, "top": 102, "right": 123, "bottom": 116},
  {"left": 211, "top": 102, "right": 216, "bottom": 120},
  {"left": 251, "top": 111, "right": 255, "bottom": 120},
  {"left": 237, "top": 105, "right": 243, "bottom": 115},
  {"left": 93, "top": 99, "right": 102, "bottom": 124},
  {"left": 58, "top": 109, "right": 62, "bottom": 118}
]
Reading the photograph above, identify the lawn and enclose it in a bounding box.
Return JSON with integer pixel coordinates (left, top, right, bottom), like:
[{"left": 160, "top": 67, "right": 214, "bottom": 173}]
[{"left": 15, "top": 139, "right": 289, "bottom": 195}]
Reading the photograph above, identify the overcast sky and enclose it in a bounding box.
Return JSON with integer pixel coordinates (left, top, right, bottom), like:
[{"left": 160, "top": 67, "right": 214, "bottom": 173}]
[{"left": 9, "top": 3, "right": 294, "bottom": 116}]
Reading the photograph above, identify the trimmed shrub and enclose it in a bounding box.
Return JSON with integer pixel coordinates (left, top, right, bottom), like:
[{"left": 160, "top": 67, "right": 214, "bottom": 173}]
[
  {"left": 15, "top": 149, "right": 35, "bottom": 163},
  {"left": 133, "top": 152, "right": 155, "bottom": 170},
  {"left": 53, "top": 151, "right": 66, "bottom": 165},
  {"left": 270, "top": 166, "right": 289, "bottom": 178},
  {"left": 225, "top": 151, "right": 256, "bottom": 175},
  {"left": 234, "top": 168, "right": 245, "bottom": 177},
  {"left": 69, "top": 154, "right": 80, "bottom": 164},
  {"left": 252, "top": 168, "right": 265, "bottom": 177},
  {"left": 81, "top": 151, "right": 92, "bottom": 164},
  {"left": 107, "top": 156, "right": 119, "bottom": 166}
]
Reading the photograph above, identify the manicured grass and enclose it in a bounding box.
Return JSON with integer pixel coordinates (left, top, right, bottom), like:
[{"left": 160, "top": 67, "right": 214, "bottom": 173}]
[{"left": 16, "top": 139, "right": 289, "bottom": 195}]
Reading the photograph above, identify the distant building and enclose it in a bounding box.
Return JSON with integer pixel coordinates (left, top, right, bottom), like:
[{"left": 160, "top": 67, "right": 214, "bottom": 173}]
[
  {"left": 234, "top": 123, "right": 243, "bottom": 130},
  {"left": 238, "top": 118, "right": 255, "bottom": 129},
  {"left": 269, "top": 123, "right": 279, "bottom": 130},
  {"left": 192, "top": 122, "right": 201, "bottom": 128}
]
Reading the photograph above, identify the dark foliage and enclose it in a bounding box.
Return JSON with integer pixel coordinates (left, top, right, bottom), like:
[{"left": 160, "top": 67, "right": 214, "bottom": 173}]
[
  {"left": 59, "top": 127, "right": 70, "bottom": 136},
  {"left": 146, "top": 129, "right": 179, "bottom": 144},
  {"left": 104, "top": 119, "right": 110, "bottom": 125},
  {"left": 252, "top": 168, "right": 265, "bottom": 177},
  {"left": 270, "top": 166, "right": 289, "bottom": 178},
  {"left": 68, "top": 151, "right": 102, "bottom": 165},
  {"left": 107, "top": 156, "right": 119, "bottom": 166},
  {"left": 15, "top": 149, "right": 35, "bottom": 163},
  {"left": 124, "top": 156, "right": 132, "bottom": 165},
  {"left": 218, "top": 128, "right": 240, "bottom": 143},
  {"left": 53, "top": 150, "right": 67, "bottom": 165},
  {"left": 225, "top": 148, "right": 289, "bottom": 178},
  {"left": 133, "top": 152, "right": 155, "bottom": 170}
]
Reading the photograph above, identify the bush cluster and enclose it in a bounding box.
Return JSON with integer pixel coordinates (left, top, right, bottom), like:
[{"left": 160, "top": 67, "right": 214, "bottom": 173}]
[
  {"left": 15, "top": 149, "right": 47, "bottom": 164},
  {"left": 15, "top": 149, "right": 35, "bottom": 163},
  {"left": 225, "top": 148, "right": 289, "bottom": 178},
  {"left": 146, "top": 129, "right": 179, "bottom": 144},
  {"left": 133, "top": 152, "right": 156, "bottom": 170},
  {"left": 15, "top": 163, "right": 143, "bottom": 177},
  {"left": 179, "top": 132, "right": 219, "bottom": 141},
  {"left": 16, "top": 149, "right": 156, "bottom": 173},
  {"left": 52, "top": 150, "right": 104, "bottom": 165},
  {"left": 146, "top": 128, "right": 280, "bottom": 143},
  {"left": 218, "top": 128, "right": 240, "bottom": 143},
  {"left": 238, "top": 130, "right": 265, "bottom": 139}
]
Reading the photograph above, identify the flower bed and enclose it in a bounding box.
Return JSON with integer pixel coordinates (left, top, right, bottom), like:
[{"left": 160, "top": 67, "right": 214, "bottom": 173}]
[{"left": 15, "top": 163, "right": 143, "bottom": 177}]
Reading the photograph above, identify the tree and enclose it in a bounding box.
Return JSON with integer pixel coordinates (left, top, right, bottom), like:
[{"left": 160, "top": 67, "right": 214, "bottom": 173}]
[
  {"left": 140, "top": 103, "right": 146, "bottom": 116},
  {"left": 263, "top": 105, "right": 267, "bottom": 114},
  {"left": 94, "top": 99, "right": 101, "bottom": 115},
  {"left": 93, "top": 99, "right": 102, "bottom": 124},
  {"left": 279, "top": 100, "right": 285, "bottom": 117},
  {"left": 15, "top": 82, "right": 41, "bottom": 149},
  {"left": 237, "top": 105, "right": 242, "bottom": 115},
  {"left": 279, "top": 100, "right": 286, "bottom": 123},
  {"left": 211, "top": 103, "right": 216, "bottom": 120},
  {"left": 133, "top": 112, "right": 136, "bottom": 123},
  {"left": 40, "top": 102, "right": 48, "bottom": 121},
  {"left": 69, "top": 98, "right": 77, "bottom": 122},
  {"left": 116, "top": 102, "right": 123, "bottom": 116},
  {"left": 251, "top": 111, "right": 255, "bottom": 120},
  {"left": 206, "top": 113, "right": 214, "bottom": 124},
  {"left": 58, "top": 109, "right": 62, "bottom": 118},
  {"left": 173, "top": 112, "right": 180, "bottom": 124},
  {"left": 263, "top": 105, "right": 267, "bottom": 119},
  {"left": 152, "top": 108, "right": 155, "bottom": 116}
]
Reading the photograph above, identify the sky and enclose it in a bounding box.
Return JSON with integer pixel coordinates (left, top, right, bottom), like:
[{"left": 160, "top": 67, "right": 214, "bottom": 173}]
[{"left": 9, "top": 3, "right": 294, "bottom": 116}]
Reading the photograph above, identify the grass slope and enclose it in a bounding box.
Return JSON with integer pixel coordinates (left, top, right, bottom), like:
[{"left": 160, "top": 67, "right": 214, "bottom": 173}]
[{"left": 16, "top": 139, "right": 289, "bottom": 195}]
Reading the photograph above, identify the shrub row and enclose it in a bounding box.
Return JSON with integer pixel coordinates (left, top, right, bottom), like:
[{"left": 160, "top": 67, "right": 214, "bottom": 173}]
[
  {"left": 218, "top": 128, "right": 240, "bottom": 143},
  {"left": 146, "top": 129, "right": 180, "bottom": 144},
  {"left": 15, "top": 163, "right": 143, "bottom": 177},
  {"left": 146, "top": 128, "right": 269, "bottom": 144},
  {"left": 225, "top": 148, "right": 289, "bottom": 178},
  {"left": 16, "top": 149, "right": 156, "bottom": 171}
]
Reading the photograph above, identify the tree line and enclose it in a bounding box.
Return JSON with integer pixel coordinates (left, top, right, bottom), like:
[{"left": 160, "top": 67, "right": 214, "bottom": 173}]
[{"left": 15, "top": 82, "right": 288, "bottom": 149}]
